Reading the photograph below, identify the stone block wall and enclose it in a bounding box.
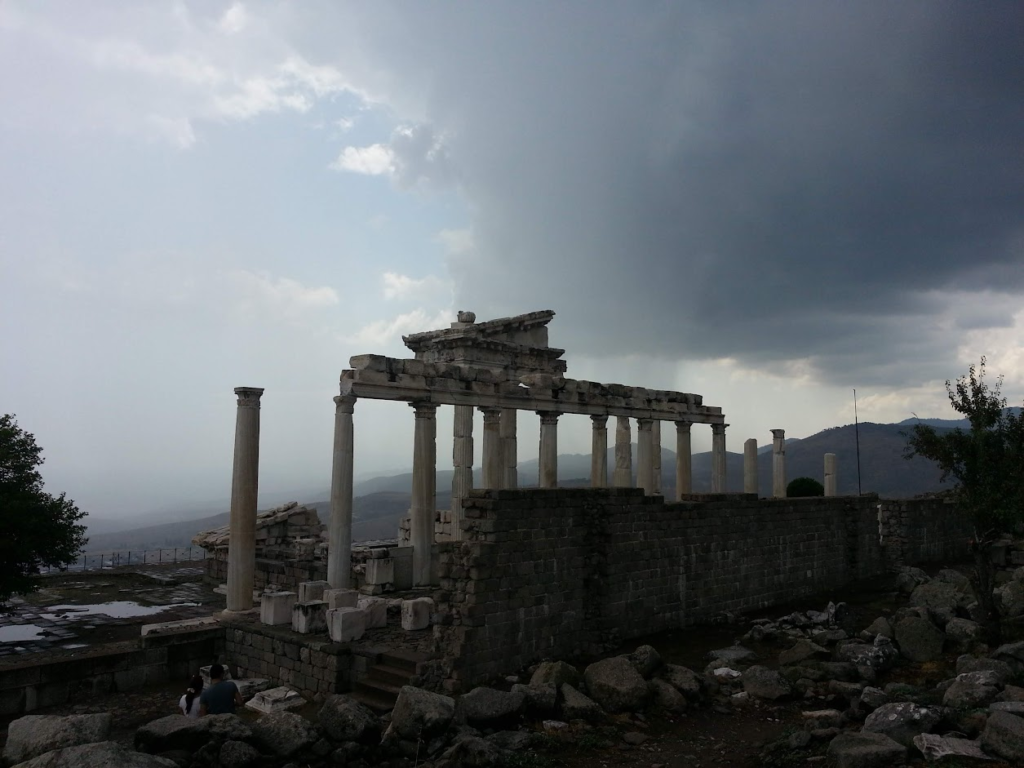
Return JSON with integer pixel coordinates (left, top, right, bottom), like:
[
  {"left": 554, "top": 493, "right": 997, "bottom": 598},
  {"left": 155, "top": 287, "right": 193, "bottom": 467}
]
[
  {"left": 432, "top": 488, "right": 970, "bottom": 691},
  {"left": 878, "top": 497, "right": 970, "bottom": 567},
  {"left": 205, "top": 556, "right": 327, "bottom": 593},
  {"left": 221, "top": 619, "right": 350, "bottom": 701}
]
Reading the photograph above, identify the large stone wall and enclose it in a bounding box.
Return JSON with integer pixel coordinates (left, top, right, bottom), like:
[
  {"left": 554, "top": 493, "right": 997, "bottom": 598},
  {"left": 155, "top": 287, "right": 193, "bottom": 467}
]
[{"left": 432, "top": 488, "right": 971, "bottom": 691}]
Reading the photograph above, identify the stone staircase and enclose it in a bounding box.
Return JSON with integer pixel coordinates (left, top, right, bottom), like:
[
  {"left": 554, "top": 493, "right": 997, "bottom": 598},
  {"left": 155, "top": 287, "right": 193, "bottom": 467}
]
[{"left": 350, "top": 650, "right": 423, "bottom": 712}]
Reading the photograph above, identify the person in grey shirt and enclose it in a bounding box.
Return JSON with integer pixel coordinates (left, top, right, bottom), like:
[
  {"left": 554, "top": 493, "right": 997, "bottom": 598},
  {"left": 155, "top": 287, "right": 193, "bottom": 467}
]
[{"left": 199, "top": 664, "right": 243, "bottom": 715}]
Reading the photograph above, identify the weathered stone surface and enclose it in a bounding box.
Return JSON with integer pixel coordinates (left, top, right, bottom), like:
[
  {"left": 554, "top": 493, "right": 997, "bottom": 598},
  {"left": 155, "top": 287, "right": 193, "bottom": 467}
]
[
  {"left": 583, "top": 656, "right": 651, "bottom": 713},
  {"left": 440, "top": 735, "right": 504, "bottom": 767},
  {"left": 660, "top": 664, "right": 702, "bottom": 700},
  {"left": 996, "top": 580, "right": 1024, "bottom": 617},
  {"left": 909, "top": 580, "right": 969, "bottom": 615},
  {"left": 217, "top": 739, "right": 262, "bottom": 768},
  {"left": 387, "top": 686, "right": 456, "bottom": 741},
  {"left": 10, "top": 741, "right": 177, "bottom": 768},
  {"left": 530, "top": 661, "right": 580, "bottom": 689},
  {"left": 779, "top": 640, "right": 830, "bottom": 666},
  {"left": 742, "top": 665, "right": 792, "bottom": 701},
  {"left": 943, "top": 671, "right": 1002, "bottom": 709},
  {"left": 836, "top": 637, "right": 899, "bottom": 671},
  {"left": 858, "top": 687, "right": 888, "bottom": 711},
  {"left": 559, "top": 684, "right": 603, "bottom": 721},
  {"left": 4, "top": 714, "right": 112, "bottom": 764},
  {"left": 134, "top": 715, "right": 210, "bottom": 754},
  {"left": 998, "top": 684, "right": 1024, "bottom": 702},
  {"left": 981, "top": 710, "right": 1024, "bottom": 763},
  {"left": 649, "top": 678, "right": 686, "bottom": 711},
  {"left": 990, "top": 701, "right": 1024, "bottom": 716},
  {"left": 244, "top": 686, "right": 305, "bottom": 714},
  {"left": 511, "top": 683, "right": 557, "bottom": 713},
  {"left": 487, "top": 731, "right": 535, "bottom": 751},
  {"left": 401, "top": 597, "right": 433, "bottom": 630},
  {"left": 912, "top": 733, "right": 993, "bottom": 762},
  {"left": 318, "top": 695, "right": 381, "bottom": 744},
  {"left": 894, "top": 616, "right": 944, "bottom": 662},
  {"left": 957, "top": 655, "right": 1014, "bottom": 681},
  {"left": 250, "top": 711, "right": 318, "bottom": 757},
  {"left": 945, "top": 617, "right": 984, "bottom": 648},
  {"left": 826, "top": 730, "right": 906, "bottom": 768},
  {"left": 456, "top": 687, "right": 525, "bottom": 723},
  {"left": 708, "top": 646, "right": 756, "bottom": 664},
  {"left": 895, "top": 566, "right": 929, "bottom": 594},
  {"left": 992, "top": 641, "right": 1024, "bottom": 674},
  {"left": 863, "top": 617, "right": 893, "bottom": 639},
  {"left": 862, "top": 702, "right": 942, "bottom": 747},
  {"left": 628, "top": 645, "right": 662, "bottom": 679}
]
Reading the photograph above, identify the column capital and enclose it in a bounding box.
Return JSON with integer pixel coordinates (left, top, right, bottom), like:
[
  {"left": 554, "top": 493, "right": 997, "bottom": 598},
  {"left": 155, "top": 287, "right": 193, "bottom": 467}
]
[
  {"left": 410, "top": 401, "right": 438, "bottom": 419},
  {"left": 538, "top": 411, "right": 560, "bottom": 426},
  {"left": 637, "top": 418, "right": 653, "bottom": 430},
  {"left": 234, "top": 387, "right": 264, "bottom": 408},
  {"left": 479, "top": 406, "right": 502, "bottom": 422},
  {"left": 674, "top": 421, "right": 692, "bottom": 433},
  {"left": 712, "top": 423, "right": 729, "bottom": 435},
  {"left": 590, "top": 414, "right": 609, "bottom": 426},
  {"left": 771, "top": 428, "right": 785, "bottom": 439},
  {"left": 333, "top": 394, "right": 356, "bottom": 414}
]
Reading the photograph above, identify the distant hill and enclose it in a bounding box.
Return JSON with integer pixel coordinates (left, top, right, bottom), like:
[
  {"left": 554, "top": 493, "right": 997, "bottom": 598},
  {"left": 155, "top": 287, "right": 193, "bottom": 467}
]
[{"left": 86, "top": 417, "right": 965, "bottom": 555}]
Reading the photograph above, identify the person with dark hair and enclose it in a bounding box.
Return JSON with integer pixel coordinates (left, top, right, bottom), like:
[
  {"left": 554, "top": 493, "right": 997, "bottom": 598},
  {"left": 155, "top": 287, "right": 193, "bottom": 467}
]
[
  {"left": 199, "top": 664, "right": 243, "bottom": 716},
  {"left": 178, "top": 675, "right": 204, "bottom": 719}
]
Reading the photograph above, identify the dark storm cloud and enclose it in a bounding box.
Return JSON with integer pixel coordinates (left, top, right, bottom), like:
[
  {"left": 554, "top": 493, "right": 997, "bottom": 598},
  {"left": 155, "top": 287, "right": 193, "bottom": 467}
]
[{"left": 323, "top": 2, "right": 1024, "bottom": 385}]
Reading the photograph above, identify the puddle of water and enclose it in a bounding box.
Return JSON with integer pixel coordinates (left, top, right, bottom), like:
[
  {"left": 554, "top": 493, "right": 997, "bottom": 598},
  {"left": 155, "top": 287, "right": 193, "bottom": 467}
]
[
  {"left": 40, "top": 601, "right": 200, "bottom": 620},
  {"left": 0, "top": 625, "right": 46, "bottom": 643}
]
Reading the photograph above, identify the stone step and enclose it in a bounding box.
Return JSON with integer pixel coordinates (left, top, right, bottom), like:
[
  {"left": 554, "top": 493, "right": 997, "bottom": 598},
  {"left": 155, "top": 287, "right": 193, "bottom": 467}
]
[
  {"left": 354, "top": 678, "right": 403, "bottom": 700},
  {"left": 367, "top": 664, "right": 414, "bottom": 688},
  {"left": 379, "top": 650, "right": 425, "bottom": 674}
]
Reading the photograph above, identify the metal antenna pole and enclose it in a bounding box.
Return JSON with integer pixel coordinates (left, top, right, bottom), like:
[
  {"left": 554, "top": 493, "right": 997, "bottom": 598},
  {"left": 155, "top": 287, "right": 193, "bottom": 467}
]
[{"left": 854, "top": 388, "right": 863, "bottom": 496}]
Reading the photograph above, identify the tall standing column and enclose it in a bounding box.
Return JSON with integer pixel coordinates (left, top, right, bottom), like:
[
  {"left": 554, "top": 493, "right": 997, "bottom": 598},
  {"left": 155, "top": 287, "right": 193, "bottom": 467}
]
[
  {"left": 637, "top": 418, "right": 654, "bottom": 494},
  {"left": 590, "top": 415, "right": 608, "bottom": 487},
  {"left": 480, "top": 407, "right": 503, "bottom": 489},
  {"left": 327, "top": 394, "right": 356, "bottom": 588},
  {"left": 675, "top": 422, "right": 692, "bottom": 499},
  {"left": 711, "top": 423, "right": 728, "bottom": 493},
  {"left": 614, "top": 416, "right": 633, "bottom": 487},
  {"left": 410, "top": 402, "right": 437, "bottom": 587},
  {"left": 500, "top": 409, "right": 518, "bottom": 489},
  {"left": 538, "top": 412, "right": 559, "bottom": 488},
  {"left": 652, "top": 421, "right": 662, "bottom": 495},
  {"left": 226, "top": 387, "right": 264, "bottom": 612},
  {"left": 772, "top": 429, "right": 786, "bottom": 498},
  {"left": 743, "top": 438, "right": 758, "bottom": 495},
  {"left": 450, "top": 405, "right": 474, "bottom": 542},
  {"left": 824, "top": 453, "right": 837, "bottom": 497}
]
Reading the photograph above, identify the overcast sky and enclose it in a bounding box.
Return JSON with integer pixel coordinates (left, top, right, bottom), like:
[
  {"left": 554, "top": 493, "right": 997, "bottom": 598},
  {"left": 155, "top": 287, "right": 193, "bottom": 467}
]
[{"left": 2, "top": 2, "right": 1022, "bottom": 520}]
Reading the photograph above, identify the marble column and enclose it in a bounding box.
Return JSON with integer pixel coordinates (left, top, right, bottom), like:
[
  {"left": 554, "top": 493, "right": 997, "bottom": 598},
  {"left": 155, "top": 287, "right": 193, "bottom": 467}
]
[
  {"left": 772, "top": 428, "right": 786, "bottom": 498},
  {"left": 824, "top": 453, "right": 837, "bottom": 497},
  {"left": 500, "top": 409, "right": 518, "bottom": 489},
  {"left": 614, "top": 416, "right": 633, "bottom": 487},
  {"left": 674, "top": 422, "right": 692, "bottom": 500},
  {"left": 450, "top": 405, "right": 474, "bottom": 542},
  {"left": 410, "top": 402, "right": 437, "bottom": 587},
  {"left": 711, "top": 423, "right": 728, "bottom": 493},
  {"left": 743, "top": 438, "right": 758, "bottom": 495},
  {"left": 480, "top": 407, "right": 503, "bottom": 489},
  {"left": 227, "top": 387, "right": 263, "bottom": 612},
  {"left": 327, "top": 394, "right": 355, "bottom": 588},
  {"left": 652, "top": 421, "right": 662, "bottom": 495},
  {"left": 538, "top": 412, "right": 559, "bottom": 488},
  {"left": 637, "top": 418, "right": 654, "bottom": 494},
  {"left": 590, "top": 415, "right": 608, "bottom": 487}
]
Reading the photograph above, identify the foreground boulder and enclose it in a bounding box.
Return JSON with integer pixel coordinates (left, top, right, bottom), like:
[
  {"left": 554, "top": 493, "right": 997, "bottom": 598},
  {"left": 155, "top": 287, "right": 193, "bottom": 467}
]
[
  {"left": 660, "top": 664, "right": 702, "bottom": 700},
  {"left": 943, "top": 671, "right": 1002, "bottom": 709},
  {"left": 559, "top": 684, "right": 603, "bottom": 721},
  {"left": 530, "top": 660, "right": 580, "bottom": 689},
  {"left": 386, "top": 685, "right": 456, "bottom": 741},
  {"left": 11, "top": 741, "right": 177, "bottom": 768},
  {"left": 318, "top": 695, "right": 381, "bottom": 744},
  {"left": 862, "top": 702, "right": 942, "bottom": 747},
  {"left": 894, "top": 616, "right": 945, "bottom": 662},
  {"left": 826, "top": 730, "right": 906, "bottom": 768},
  {"left": 912, "top": 733, "right": 992, "bottom": 762},
  {"left": 981, "top": 710, "right": 1024, "bottom": 763},
  {"left": 250, "top": 712, "right": 318, "bottom": 757},
  {"left": 456, "top": 686, "right": 525, "bottom": 723},
  {"left": 742, "top": 666, "right": 792, "bottom": 701},
  {"left": 583, "top": 656, "right": 651, "bottom": 713},
  {"left": 134, "top": 714, "right": 249, "bottom": 755},
  {"left": 217, "top": 739, "right": 262, "bottom": 768},
  {"left": 628, "top": 645, "right": 662, "bottom": 679},
  {"left": 4, "top": 713, "right": 112, "bottom": 765}
]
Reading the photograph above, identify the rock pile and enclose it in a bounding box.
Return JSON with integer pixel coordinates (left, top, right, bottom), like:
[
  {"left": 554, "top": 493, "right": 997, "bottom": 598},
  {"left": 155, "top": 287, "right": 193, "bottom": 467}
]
[{"left": 192, "top": 502, "right": 324, "bottom": 561}]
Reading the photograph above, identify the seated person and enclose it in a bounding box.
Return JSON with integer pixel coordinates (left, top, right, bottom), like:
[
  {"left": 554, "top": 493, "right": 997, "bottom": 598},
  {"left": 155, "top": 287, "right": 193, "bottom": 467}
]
[{"left": 199, "top": 664, "right": 243, "bottom": 715}]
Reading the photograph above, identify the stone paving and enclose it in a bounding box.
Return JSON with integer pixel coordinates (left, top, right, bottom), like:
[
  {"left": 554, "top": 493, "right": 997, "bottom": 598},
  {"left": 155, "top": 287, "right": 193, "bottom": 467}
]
[{"left": 0, "top": 565, "right": 220, "bottom": 661}]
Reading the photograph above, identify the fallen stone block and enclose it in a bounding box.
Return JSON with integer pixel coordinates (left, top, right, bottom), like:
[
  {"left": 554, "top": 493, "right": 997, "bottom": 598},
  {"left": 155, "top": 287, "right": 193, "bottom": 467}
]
[
  {"left": 401, "top": 597, "right": 433, "bottom": 630},
  {"left": 3, "top": 713, "right": 112, "bottom": 764},
  {"left": 260, "top": 591, "right": 297, "bottom": 626},
  {"left": 292, "top": 600, "right": 328, "bottom": 634},
  {"left": 357, "top": 597, "right": 388, "bottom": 628},
  {"left": 826, "top": 730, "right": 906, "bottom": 768},
  {"left": 325, "top": 588, "right": 360, "bottom": 610},
  {"left": 298, "top": 580, "right": 331, "bottom": 603},
  {"left": 365, "top": 558, "right": 395, "bottom": 586},
  {"left": 245, "top": 686, "right": 307, "bottom": 714},
  {"left": 327, "top": 607, "right": 366, "bottom": 643}
]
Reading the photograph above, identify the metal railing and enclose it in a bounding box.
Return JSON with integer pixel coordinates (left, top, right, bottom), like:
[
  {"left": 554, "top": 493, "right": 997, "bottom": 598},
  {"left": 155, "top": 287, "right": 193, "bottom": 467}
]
[{"left": 45, "top": 547, "right": 210, "bottom": 573}]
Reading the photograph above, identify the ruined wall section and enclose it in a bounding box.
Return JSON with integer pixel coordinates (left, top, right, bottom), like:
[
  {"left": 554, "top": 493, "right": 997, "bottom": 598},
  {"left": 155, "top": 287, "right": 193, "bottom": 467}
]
[
  {"left": 432, "top": 489, "right": 967, "bottom": 691},
  {"left": 878, "top": 497, "right": 970, "bottom": 567}
]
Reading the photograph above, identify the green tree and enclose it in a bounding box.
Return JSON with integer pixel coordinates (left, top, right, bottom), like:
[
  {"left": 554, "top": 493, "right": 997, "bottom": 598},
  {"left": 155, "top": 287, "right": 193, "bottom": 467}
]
[
  {"left": 0, "top": 414, "right": 87, "bottom": 605},
  {"left": 904, "top": 358, "right": 1024, "bottom": 638},
  {"left": 787, "top": 477, "right": 824, "bottom": 497}
]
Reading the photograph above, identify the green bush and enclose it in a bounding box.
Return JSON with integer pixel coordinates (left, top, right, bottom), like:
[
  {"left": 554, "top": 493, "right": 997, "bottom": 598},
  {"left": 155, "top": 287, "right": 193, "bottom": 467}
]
[{"left": 787, "top": 477, "right": 824, "bottom": 497}]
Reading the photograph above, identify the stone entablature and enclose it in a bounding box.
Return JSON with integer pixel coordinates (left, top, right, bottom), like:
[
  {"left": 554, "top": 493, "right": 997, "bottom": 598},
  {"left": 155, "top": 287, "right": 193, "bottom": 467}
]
[{"left": 341, "top": 355, "right": 722, "bottom": 423}]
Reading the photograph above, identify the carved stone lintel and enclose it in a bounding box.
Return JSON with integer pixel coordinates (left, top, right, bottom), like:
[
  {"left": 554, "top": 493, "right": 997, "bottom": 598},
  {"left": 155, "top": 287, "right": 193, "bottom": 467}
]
[{"left": 234, "top": 387, "right": 264, "bottom": 408}]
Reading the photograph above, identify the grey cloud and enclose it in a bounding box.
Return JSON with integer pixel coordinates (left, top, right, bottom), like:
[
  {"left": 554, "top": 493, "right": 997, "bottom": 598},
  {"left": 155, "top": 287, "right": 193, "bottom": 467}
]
[{"left": 312, "top": 2, "right": 1024, "bottom": 386}]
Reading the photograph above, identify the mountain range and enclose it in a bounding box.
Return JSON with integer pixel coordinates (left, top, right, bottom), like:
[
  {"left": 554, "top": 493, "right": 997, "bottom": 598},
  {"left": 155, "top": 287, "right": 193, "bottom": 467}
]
[{"left": 81, "top": 417, "right": 968, "bottom": 555}]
